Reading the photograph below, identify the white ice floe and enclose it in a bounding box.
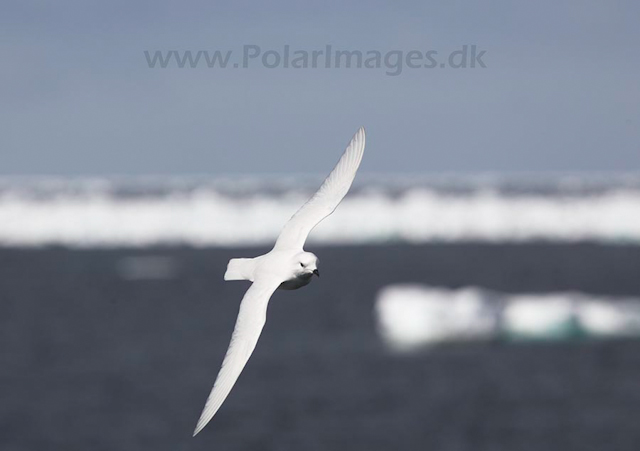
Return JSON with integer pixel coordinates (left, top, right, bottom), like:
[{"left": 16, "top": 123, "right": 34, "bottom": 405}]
[
  {"left": 374, "top": 285, "right": 640, "bottom": 351},
  {"left": 577, "top": 298, "right": 640, "bottom": 337},
  {"left": 375, "top": 285, "right": 500, "bottom": 351},
  {"left": 1, "top": 177, "right": 640, "bottom": 247},
  {"left": 501, "top": 294, "right": 578, "bottom": 340}
]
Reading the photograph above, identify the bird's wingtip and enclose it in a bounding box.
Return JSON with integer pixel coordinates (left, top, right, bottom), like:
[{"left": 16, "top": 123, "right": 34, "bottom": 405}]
[
  {"left": 357, "top": 127, "right": 366, "bottom": 146},
  {"left": 192, "top": 416, "right": 208, "bottom": 437},
  {"left": 353, "top": 126, "right": 365, "bottom": 142}
]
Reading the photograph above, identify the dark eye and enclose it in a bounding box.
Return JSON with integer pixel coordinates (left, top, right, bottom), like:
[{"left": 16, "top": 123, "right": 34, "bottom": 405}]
[{"left": 300, "top": 262, "right": 304, "bottom": 267}]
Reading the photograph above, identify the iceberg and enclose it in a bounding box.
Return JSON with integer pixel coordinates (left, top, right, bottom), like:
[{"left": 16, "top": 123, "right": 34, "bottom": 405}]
[{"left": 374, "top": 285, "right": 640, "bottom": 351}]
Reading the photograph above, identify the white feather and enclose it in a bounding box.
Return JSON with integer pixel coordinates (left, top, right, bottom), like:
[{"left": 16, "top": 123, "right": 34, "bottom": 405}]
[
  {"left": 193, "top": 127, "right": 365, "bottom": 436},
  {"left": 274, "top": 127, "right": 366, "bottom": 250},
  {"left": 193, "top": 276, "right": 281, "bottom": 436}
]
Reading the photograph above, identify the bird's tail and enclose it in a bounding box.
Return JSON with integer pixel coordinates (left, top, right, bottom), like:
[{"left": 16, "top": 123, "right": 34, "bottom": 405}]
[{"left": 224, "top": 258, "right": 256, "bottom": 281}]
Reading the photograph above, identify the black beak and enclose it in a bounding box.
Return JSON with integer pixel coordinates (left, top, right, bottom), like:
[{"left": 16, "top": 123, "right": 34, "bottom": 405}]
[{"left": 312, "top": 269, "right": 320, "bottom": 277}]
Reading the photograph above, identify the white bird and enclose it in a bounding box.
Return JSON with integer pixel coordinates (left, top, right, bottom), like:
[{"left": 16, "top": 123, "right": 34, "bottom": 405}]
[{"left": 192, "top": 127, "right": 366, "bottom": 436}]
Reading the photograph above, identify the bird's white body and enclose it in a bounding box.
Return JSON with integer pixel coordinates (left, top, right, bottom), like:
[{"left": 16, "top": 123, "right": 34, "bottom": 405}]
[
  {"left": 193, "top": 127, "right": 366, "bottom": 436},
  {"left": 223, "top": 249, "right": 318, "bottom": 287}
]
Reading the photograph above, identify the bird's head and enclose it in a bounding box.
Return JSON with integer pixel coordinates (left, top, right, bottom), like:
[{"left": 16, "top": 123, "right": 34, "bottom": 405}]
[{"left": 294, "top": 252, "right": 320, "bottom": 278}]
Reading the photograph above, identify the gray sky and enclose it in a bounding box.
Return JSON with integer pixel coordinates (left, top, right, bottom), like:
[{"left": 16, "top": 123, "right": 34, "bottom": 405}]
[{"left": 1, "top": 0, "right": 639, "bottom": 176}]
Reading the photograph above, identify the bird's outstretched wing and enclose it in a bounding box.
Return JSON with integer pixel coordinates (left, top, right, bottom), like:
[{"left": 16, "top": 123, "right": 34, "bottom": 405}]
[
  {"left": 193, "top": 276, "right": 281, "bottom": 436},
  {"left": 274, "top": 127, "right": 365, "bottom": 250}
]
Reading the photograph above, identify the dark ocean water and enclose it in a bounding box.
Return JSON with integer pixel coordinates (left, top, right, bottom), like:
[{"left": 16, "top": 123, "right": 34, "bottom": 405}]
[{"left": 2, "top": 243, "right": 640, "bottom": 451}]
